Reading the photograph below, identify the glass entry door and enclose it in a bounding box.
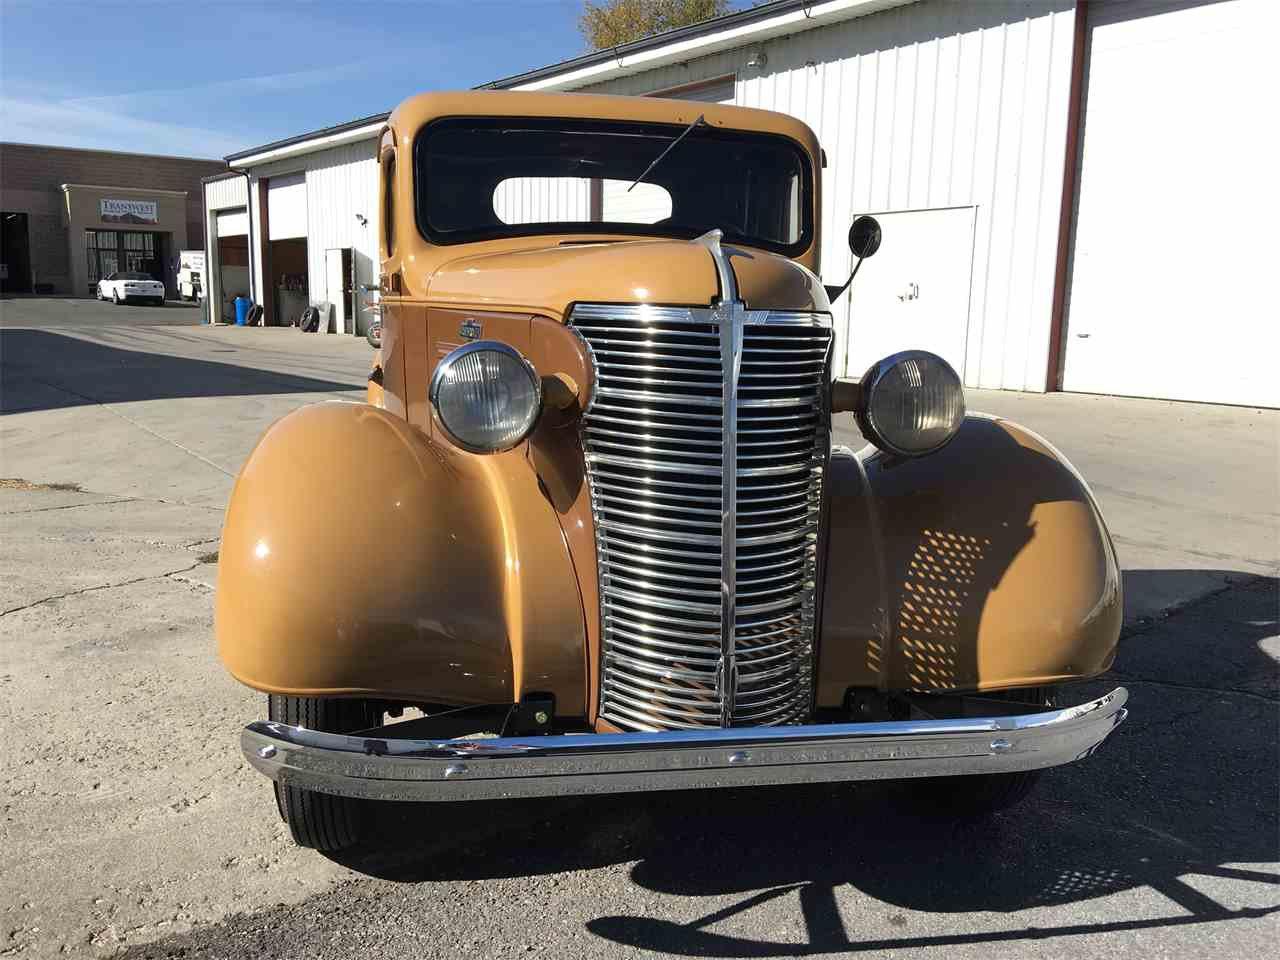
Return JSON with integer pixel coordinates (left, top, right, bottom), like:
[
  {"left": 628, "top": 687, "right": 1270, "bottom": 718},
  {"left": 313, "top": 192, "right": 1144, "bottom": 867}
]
[{"left": 85, "top": 230, "right": 162, "bottom": 291}]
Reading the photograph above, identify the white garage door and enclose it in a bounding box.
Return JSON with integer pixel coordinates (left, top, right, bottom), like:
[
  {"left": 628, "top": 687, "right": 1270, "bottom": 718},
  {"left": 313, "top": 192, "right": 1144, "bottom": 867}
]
[
  {"left": 215, "top": 208, "right": 247, "bottom": 237},
  {"left": 1064, "top": 0, "right": 1279, "bottom": 407},
  {"left": 267, "top": 172, "right": 308, "bottom": 241}
]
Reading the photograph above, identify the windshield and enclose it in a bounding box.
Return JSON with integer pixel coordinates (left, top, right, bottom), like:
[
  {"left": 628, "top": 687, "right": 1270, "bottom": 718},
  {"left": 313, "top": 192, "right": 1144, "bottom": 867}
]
[{"left": 414, "top": 117, "right": 812, "bottom": 255}]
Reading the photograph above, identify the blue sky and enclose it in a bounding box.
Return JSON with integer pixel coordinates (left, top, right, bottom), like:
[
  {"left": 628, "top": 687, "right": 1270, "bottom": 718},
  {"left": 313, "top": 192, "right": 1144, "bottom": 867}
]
[{"left": 1, "top": 0, "right": 747, "bottom": 160}]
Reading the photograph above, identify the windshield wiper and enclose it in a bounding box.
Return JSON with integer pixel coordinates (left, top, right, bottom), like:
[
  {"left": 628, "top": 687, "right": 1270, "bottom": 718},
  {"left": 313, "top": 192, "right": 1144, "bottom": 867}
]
[{"left": 627, "top": 114, "right": 706, "bottom": 193}]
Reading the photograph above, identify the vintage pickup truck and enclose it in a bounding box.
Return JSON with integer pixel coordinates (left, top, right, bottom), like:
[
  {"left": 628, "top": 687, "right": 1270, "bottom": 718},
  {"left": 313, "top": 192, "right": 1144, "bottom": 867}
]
[{"left": 217, "top": 91, "right": 1127, "bottom": 852}]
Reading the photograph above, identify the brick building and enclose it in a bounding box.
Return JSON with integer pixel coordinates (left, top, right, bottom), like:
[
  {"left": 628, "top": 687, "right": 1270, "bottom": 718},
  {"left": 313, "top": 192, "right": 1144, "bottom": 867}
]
[{"left": 0, "top": 143, "right": 227, "bottom": 297}]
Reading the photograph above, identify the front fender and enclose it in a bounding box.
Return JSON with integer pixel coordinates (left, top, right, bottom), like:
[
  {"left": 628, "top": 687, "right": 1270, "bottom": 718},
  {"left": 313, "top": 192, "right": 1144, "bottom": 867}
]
[
  {"left": 215, "top": 402, "right": 587, "bottom": 714},
  {"left": 817, "top": 415, "right": 1122, "bottom": 703}
]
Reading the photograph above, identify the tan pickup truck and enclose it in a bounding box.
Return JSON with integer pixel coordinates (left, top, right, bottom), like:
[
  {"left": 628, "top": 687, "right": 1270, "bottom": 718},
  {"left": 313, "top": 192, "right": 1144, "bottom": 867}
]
[{"left": 216, "top": 90, "right": 1126, "bottom": 853}]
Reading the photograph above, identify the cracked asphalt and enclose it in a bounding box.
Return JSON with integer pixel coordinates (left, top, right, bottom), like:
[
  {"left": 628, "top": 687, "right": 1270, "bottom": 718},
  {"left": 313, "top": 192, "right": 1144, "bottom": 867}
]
[{"left": 1, "top": 298, "right": 1276, "bottom": 958}]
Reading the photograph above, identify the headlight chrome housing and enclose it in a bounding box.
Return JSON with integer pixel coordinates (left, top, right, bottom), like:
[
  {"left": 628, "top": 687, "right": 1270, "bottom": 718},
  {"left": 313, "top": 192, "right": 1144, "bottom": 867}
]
[
  {"left": 429, "top": 341, "right": 541, "bottom": 453},
  {"left": 857, "top": 350, "right": 965, "bottom": 457}
]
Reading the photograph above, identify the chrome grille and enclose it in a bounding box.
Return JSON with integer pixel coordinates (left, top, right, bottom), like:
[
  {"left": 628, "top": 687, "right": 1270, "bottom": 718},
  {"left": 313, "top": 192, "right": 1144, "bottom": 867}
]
[{"left": 571, "top": 301, "right": 832, "bottom": 732}]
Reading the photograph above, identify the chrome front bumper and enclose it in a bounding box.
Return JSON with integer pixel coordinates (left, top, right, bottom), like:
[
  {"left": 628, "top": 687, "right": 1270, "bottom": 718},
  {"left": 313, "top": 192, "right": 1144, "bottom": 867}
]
[{"left": 242, "top": 688, "right": 1127, "bottom": 802}]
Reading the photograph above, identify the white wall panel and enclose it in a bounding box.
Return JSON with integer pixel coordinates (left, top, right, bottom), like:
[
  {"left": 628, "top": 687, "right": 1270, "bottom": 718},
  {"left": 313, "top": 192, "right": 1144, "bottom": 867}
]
[
  {"left": 579, "top": 0, "right": 1077, "bottom": 391},
  {"left": 298, "top": 141, "right": 380, "bottom": 333},
  {"left": 205, "top": 175, "right": 247, "bottom": 212}
]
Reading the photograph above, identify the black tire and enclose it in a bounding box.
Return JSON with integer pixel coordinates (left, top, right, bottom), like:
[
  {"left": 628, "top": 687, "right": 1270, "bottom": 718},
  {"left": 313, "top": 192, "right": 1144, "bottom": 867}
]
[
  {"left": 366, "top": 323, "right": 381, "bottom": 349},
  {"left": 267, "top": 695, "right": 379, "bottom": 851},
  {"left": 897, "top": 687, "right": 1061, "bottom": 819}
]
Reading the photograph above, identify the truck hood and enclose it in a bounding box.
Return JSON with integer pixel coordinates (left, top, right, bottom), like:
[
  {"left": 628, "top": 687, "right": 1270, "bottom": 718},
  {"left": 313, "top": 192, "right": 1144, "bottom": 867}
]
[{"left": 423, "top": 238, "right": 829, "bottom": 318}]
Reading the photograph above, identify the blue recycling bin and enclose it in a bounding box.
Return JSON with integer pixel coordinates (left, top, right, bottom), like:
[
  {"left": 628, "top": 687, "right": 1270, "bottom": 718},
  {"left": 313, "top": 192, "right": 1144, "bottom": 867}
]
[{"left": 234, "top": 297, "right": 251, "bottom": 326}]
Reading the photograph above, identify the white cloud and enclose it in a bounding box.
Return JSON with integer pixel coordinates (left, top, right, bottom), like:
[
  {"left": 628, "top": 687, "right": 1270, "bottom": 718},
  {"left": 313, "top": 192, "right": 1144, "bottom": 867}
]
[
  {"left": 0, "top": 96, "right": 246, "bottom": 158},
  {"left": 63, "top": 58, "right": 383, "bottom": 112}
]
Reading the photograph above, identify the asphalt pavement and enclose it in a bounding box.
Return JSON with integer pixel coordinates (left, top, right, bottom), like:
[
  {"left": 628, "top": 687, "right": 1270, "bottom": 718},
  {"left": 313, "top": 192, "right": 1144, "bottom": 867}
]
[{"left": 1, "top": 297, "right": 1276, "bottom": 958}]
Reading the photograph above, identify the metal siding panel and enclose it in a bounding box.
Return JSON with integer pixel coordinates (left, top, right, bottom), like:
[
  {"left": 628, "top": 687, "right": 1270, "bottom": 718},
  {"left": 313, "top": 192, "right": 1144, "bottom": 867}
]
[
  {"left": 297, "top": 140, "right": 379, "bottom": 331},
  {"left": 909, "top": 37, "right": 939, "bottom": 210},
  {"left": 205, "top": 176, "right": 247, "bottom": 211}
]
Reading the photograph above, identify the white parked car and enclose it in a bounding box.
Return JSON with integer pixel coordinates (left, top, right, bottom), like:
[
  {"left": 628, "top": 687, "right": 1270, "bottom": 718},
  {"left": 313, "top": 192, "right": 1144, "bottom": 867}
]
[{"left": 96, "top": 271, "right": 165, "bottom": 306}]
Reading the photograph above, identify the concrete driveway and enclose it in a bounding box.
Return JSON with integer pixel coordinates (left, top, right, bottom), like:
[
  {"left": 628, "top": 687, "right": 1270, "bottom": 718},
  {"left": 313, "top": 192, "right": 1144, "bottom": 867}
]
[{"left": 1, "top": 298, "right": 1276, "bottom": 958}]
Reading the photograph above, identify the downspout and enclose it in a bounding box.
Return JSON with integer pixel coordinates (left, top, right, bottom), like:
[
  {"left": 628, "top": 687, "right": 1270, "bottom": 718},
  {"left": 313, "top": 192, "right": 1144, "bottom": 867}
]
[{"left": 240, "top": 169, "right": 256, "bottom": 304}]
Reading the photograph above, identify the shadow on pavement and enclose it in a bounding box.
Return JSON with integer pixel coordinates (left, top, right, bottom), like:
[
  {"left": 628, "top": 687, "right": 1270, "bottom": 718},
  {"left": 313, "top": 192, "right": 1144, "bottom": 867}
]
[
  {"left": 329, "top": 573, "right": 1277, "bottom": 954},
  {"left": 0, "top": 328, "right": 359, "bottom": 413}
]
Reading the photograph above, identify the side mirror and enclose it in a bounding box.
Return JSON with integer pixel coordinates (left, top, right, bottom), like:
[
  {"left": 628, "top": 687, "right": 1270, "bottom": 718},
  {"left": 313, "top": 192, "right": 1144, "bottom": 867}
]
[
  {"left": 825, "top": 215, "right": 883, "bottom": 303},
  {"left": 848, "top": 215, "right": 882, "bottom": 259}
]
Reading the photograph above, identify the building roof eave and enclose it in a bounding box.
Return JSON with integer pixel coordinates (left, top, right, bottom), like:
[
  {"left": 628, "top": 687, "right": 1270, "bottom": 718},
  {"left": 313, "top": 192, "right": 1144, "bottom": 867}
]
[
  {"left": 481, "top": 0, "right": 916, "bottom": 92},
  {"left": 225, "top": 113, "right": 389, "bottom": 168},
  {"left": 60, "top": 183, "right": 190, "bottom": 197}
]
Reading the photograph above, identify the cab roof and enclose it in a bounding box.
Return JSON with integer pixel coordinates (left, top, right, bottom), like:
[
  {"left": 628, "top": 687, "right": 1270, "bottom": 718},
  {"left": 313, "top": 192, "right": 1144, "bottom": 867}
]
[{"left": 386, "top": 90, "right": 819, "bottom": 160}]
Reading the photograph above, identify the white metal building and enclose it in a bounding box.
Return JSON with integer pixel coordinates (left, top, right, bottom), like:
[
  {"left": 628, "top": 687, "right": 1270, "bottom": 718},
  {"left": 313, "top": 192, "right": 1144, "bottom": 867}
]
[
  {"left": 205, "top": 115, "right": 384, "bottom": 331},
  {"left": 205, "top": 0, "right": 1277, "bottom": 406}
]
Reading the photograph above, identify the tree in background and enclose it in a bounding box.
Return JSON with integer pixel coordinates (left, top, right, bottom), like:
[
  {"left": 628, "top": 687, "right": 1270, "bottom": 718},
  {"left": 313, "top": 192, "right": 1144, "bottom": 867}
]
[{"left": 580, "top": 0, "right": 733, "bottom": 50}]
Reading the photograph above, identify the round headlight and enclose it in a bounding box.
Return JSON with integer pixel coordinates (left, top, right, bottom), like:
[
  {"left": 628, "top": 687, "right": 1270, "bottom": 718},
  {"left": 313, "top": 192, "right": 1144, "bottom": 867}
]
[
  {"left": 859, "top": 350, "right": 965, "bottom": 457},
  {"left": 429, "top": 341, "right": 541, "bottom": 453}
]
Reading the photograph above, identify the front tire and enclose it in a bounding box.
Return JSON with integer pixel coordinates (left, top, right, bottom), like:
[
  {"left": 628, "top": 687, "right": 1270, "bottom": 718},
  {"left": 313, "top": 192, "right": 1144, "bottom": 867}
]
[
  {"left": 267, "top": 695, "right": 379, "bottom": 851},
  {"left": 898, "top": 687, "right": 1060, "bottom": 818}
]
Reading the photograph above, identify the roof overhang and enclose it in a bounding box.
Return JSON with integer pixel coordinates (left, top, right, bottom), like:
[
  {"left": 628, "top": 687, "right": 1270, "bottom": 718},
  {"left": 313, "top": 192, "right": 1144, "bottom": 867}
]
[
  {"left": 225, "top": 114, "right": 388, "bottom": 169},
  {"left": 485, "top": 0, "right": 917, "bottom": 92}
]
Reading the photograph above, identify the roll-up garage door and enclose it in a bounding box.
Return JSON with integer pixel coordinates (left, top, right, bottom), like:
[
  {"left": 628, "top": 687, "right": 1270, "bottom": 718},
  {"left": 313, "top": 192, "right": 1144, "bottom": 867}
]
[
  {"left": 267, "top": 173, "right": 308, "bottom": 241},
  {"left": 1063, "top": 0, "right": 1277, "bottom": 407},
  {"left": 215, "top": 208, "right": 247, "bottom": 237}
]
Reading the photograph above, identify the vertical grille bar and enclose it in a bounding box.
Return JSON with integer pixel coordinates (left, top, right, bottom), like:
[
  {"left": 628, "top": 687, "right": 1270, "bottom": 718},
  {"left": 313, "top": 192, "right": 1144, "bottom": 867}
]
[
  {"left": 718, "top": 301, "right": 741, "bottom": 727},
  {"left": 572, "top": 293, "right": 830, "bottom": 733}
]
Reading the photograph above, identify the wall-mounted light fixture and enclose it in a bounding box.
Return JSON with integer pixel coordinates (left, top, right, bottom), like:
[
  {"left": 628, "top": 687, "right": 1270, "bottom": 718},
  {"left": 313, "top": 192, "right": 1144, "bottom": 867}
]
[{"left": 746, "top": 48, "right": 767, "bottom": 69}]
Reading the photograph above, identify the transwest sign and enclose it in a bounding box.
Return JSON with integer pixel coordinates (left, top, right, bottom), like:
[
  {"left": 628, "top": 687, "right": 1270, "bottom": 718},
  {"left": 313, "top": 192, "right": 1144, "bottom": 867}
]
[{"left": 100, "top": 198, "right": 158, "bottom": 224}]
